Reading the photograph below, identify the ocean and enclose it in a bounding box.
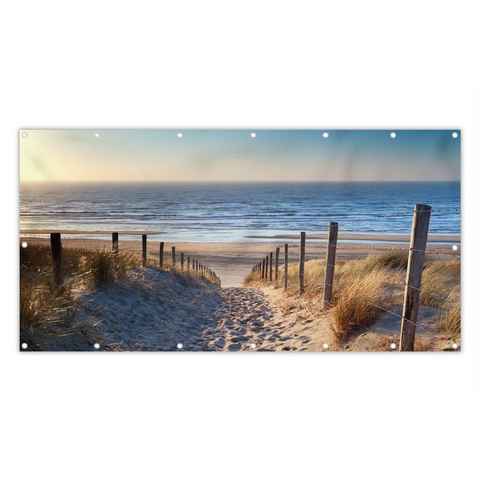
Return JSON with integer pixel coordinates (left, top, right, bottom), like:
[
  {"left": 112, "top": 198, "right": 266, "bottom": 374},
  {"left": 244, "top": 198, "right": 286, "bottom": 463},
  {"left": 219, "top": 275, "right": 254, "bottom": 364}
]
[{"left": 20, "top": 182, "right": 460, "bottom": 242}]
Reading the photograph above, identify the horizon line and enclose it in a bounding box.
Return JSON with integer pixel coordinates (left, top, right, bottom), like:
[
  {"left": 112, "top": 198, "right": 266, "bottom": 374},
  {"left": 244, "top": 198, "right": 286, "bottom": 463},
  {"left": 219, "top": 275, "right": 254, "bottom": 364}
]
[{"left": 20, "top": 179, "right": 461, "bottom": 185}]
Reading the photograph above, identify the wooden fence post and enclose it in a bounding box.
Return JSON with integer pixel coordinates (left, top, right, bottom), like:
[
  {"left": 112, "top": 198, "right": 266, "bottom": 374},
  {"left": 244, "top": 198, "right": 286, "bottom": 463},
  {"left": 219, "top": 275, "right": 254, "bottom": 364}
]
[
  {"left": 265, "top": 255, "right": 269, "bottom": 282},
  {"left": 269, "top": 252, "right": 273, "bottom": 281},
  {"left": 187, "top": 256, "right": 191, "bottom": 271},
  {"left": 284, "top": 243, "right": 288, "bottom": 290},
  {"left": 181, "top": 252, "right": 184, "bottom": 271},
  {"left": 275, "top": 247, "right": 280, "bottom": 283},
  {"left": 171, "top": 246, "right": 176, "bottom": 270},
  {"left": 159, "top": 241, "right": 164, "bottom": 269},
  {"left": 299, "top": 232, "right": 306, "bottom": 294},
  {"left": 399, "top": 204, "right": 432, "bottom": 351},
  {"left": 50, "top": 233, "right": 63, "bottom": 286},
  {"left": 323, "top": 222, "right": 338, "bottom": 307},
  {"left": 142, "top": 234, "right": 147, "bottom": 266},
  {"left": 112, "top": 232, "right": 119, "bottom": 253},
  {"left": 261, "top": 258, "right": 265, "bottom": 279}
]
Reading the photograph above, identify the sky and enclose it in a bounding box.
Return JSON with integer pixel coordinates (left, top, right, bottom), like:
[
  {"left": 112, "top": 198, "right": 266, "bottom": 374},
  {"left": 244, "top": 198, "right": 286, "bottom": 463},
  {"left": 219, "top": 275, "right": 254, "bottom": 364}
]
[{"left": 20, "top": 129, "right": 461, "bottom": 183}]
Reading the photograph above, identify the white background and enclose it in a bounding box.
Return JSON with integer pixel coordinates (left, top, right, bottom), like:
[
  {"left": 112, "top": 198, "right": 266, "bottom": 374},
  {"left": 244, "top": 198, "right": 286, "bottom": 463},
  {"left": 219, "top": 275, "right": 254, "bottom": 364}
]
[{"left": 1, "top": 1, "right": 478, "bottom": 479}]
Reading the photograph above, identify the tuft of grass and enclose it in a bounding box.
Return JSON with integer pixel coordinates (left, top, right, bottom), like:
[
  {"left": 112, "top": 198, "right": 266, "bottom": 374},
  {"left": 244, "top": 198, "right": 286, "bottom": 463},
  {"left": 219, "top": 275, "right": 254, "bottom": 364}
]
[
  {"left": 439, "top": 285, "right": 461, "bottom": 337},
  {"left": 419, "top": 259, "right": 460, "bottom": 338},
  {"left": 20, "top": 282, "right": 46, "bottom": 328},
  {"left": 361, "top": 250, "right": 409, "bottom": 272},
  {"left": 89, "top": 250, "right": 115, "bottom": 287},
  {"left": 244, "top": 271, "right": 256, "bottom": 284},
  {"left": 332, "top": 269, "right": 391, "bottom": 342},
  {"left": 88, "top": 249, "right": 137, "bottom": 288},
  {"left": 440, "top": 303, "right": 460, "bottom": 337},
  {"left": 420, "top": 259, "right": 460, "bottom": 308}
]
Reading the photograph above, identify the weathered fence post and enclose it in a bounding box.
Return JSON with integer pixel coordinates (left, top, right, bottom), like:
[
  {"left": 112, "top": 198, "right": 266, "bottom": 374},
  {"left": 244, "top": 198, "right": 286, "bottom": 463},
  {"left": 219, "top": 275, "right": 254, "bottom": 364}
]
[
  {"left": 323, "top": 222, "right": 338, "bottom": 307},
  {"left": 142, "top": 234, "right": 147, "bottom": 266},
  {"left": 399, "top": 204, "right": 432, "bottom": 351},
  {"left": 181, "top": 252, "right": 184, "bottom": 271},
  {"left": 171, "top": 246, "right": 176, "bottom": 270},
  {"left": 269, "top": 252, "right": 273, "bottom": 281},
  {"left": 159, "top": 241, "right": 164, "bottom": 269},
  {"left": 187, "top": 256, "right": 191, "bottom": 271},
  {"left": 275, "top": 247, "right": 280, "bottom": 283},
  {"left": 261, "top": 258, "right": 265, "bottom": 279},
  {"left": 50, "top": 233, "right": 63, "bottom": 286},
  {"left": 299, "top": 232, "right": 306, "bottom": 294},
  {"left": 112, "top": 232, "right": 119, "bottom": 253},
  {"left": 284, "top": 243, "right": 288, "bottom": 290},
  {"left": 265, "top": 255, "right": 269, "bottom": 282}
]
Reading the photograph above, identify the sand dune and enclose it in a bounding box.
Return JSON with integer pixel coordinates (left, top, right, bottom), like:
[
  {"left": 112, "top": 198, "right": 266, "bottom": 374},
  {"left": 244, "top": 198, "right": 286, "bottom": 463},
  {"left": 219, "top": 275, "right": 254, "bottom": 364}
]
[{"left": 38, "top": 267, "right": 332, "bottom": 352}]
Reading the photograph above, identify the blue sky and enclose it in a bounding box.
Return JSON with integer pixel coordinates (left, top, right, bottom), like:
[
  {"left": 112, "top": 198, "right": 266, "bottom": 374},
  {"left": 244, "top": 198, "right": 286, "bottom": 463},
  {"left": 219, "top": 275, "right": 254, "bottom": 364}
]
[{"left": 20, "top": 129, "right": 461, "bottom": 182}]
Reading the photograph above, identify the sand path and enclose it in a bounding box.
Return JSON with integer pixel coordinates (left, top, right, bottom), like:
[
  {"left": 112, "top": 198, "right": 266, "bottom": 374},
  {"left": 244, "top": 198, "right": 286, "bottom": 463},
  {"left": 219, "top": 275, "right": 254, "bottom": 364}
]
[
  {"left": 202, "top": 287, "right": 308, "bottom": 351},
  {"left": 203, "top": 287, "right": 334, "bottom": 351},
  {"left": 68, "top": 268, "right": 330, "bottom": 351}
]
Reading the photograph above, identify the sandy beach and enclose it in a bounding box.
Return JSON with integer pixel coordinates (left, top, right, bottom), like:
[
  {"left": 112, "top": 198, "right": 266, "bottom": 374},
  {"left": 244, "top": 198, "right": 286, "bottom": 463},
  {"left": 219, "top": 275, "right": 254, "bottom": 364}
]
[
  {"left": 20, "top": 236, "right": 459, "bottom": 352},
  {"left": 21, "top": 234, "right": 460, "bottom": 287}
]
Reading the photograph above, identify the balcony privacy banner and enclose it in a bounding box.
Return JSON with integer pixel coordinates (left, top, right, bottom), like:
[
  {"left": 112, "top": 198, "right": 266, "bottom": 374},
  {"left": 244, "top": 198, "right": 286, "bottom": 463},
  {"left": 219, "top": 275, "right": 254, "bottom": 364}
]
[{"left": 19, "top": 129, "right": 461, "bottom": 352}]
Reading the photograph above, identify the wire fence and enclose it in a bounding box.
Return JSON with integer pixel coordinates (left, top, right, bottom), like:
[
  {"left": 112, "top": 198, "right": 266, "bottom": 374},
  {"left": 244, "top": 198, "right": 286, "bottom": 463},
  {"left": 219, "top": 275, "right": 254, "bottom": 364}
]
[
  {"left": 248, "top": 203, "right": 460, "bottom": 350},
  {"left": 40, "top": 231, "right": 221, "bottom": 288}
]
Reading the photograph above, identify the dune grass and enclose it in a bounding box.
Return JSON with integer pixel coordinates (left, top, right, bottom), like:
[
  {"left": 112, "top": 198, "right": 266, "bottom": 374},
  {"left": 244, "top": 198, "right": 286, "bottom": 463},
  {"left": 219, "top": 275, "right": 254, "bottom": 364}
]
[
  {"left": 420, "top": 260, "right": 460, "bottom": 307},
  {"left": 439, "top": 285, "right": 461, "bottom": 337},
  {"left": 20, "top": 244, "right": 136, "bottom": 331},
  {"left": 332, "top": 269, "right": 394, "bottom": 342},
  {"left": 361, "top": 250, "right": 409, "bottom": 272},
  {"left": 421, "top": 260, "right": 460, "bottom": 305},
  {"left": 20, "top": 242, "right": 218, "bottom": 337},
  {"left": 245, "top": 249, "right": 460, "bottom": 345},
  {"left": 88, "top": 249, "right": 137, "bottom": 288},
  {"left": 420, "top": 260, "right": 461, "bottom": 338}
]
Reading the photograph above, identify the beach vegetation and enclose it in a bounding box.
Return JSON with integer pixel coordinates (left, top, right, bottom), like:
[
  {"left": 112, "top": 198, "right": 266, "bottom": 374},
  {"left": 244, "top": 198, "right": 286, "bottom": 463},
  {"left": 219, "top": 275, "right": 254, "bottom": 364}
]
[{"left": 245, "top": 250, "right": 460, "bottom": 347}]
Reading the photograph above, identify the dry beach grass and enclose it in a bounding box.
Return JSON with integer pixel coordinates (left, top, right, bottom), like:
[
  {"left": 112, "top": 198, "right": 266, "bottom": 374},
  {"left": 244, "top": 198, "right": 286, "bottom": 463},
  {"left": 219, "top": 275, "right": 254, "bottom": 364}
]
[
  {"left": 20, "top": 239, "right": 460, "bottom": 351},
  {"left": 245, "top": 250, "right": 461, "bottom": 350},
  {"left": 19, "top": 243, "right": 218, "bottom": 350}
]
